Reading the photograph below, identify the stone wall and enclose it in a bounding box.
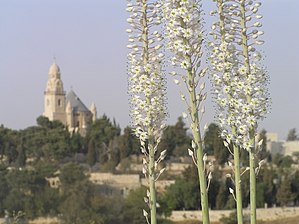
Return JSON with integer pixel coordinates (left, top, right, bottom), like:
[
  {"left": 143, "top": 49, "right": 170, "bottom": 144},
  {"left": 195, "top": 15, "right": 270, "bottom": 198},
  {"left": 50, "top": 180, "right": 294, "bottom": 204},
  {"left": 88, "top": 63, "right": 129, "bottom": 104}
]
[
  {"left": 169, "top": 207, "right": 299, "bottom": 222},
  {"left": 0, "top": 217, "right": 60, "bottom": 224},
  {"left": 89, "top": 172, "right": 141, "bottom": 190},
  {"left": 1, "top": 207, "right": 298, "bottom": 224},
  {"left": 141, "top": 178, "right": 175, "bottom": 192}
]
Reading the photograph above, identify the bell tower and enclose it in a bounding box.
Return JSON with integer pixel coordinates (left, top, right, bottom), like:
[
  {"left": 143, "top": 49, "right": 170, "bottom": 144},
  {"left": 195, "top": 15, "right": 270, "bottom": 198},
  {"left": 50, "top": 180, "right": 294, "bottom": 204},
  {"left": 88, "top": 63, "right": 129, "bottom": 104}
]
[{"left": 43, "top": 62, "right": 66, "bottom": 124}]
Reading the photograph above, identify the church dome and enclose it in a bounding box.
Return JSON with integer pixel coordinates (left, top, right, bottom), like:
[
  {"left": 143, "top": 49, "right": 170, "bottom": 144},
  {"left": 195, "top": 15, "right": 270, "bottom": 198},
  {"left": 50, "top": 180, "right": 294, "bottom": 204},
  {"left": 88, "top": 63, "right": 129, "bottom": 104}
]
[{"left": 48, "top": 63, "right": 61, "bottom": 79}]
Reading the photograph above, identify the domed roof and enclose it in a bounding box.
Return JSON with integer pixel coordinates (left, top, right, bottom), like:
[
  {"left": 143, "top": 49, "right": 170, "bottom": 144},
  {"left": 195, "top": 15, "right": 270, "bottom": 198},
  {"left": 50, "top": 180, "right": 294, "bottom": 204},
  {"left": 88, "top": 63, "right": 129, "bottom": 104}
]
[{"left": 48, "top": 63, "right": 61, "bottom": 78}]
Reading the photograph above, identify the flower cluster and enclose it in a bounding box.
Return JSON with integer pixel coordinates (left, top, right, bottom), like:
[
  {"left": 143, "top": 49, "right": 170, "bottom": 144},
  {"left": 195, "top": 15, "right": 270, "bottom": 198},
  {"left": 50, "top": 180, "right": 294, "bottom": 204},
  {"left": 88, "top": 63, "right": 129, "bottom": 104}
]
[
  {"left": 126, "top": 0, "right": 167, "bottom": 147},
  {"left": 164, "top": 0, "right": 204, "bottom": 73},
  {"left": 163, "top": 0, "right": 207, "bottom": 127},
  {"left": 209, "top": 0, "right": 270, "bottom": 150},
  {"left": 163, "top": 3, "right": 212, "bottom": 223}
]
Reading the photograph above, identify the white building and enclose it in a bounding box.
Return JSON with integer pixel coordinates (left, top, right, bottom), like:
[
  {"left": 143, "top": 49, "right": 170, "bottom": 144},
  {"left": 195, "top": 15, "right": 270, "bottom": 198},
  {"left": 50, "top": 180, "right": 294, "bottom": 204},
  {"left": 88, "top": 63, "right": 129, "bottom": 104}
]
[
  {"left": 265, "top": 133, "right": 299, "bottom": 156},
  {"left": 43, "top": 62, "right": 97, "bottom": 136}
]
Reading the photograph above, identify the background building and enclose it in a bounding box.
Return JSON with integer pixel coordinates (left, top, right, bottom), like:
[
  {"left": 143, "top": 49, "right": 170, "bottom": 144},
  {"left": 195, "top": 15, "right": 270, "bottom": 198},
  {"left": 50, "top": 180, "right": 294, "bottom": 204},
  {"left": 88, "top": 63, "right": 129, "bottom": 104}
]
[
  {"left": 265, "top": 132, "right": 299, "bottom": 156},
  {"left": 43, "top": 62, "right": 97, "bottom": 135}
]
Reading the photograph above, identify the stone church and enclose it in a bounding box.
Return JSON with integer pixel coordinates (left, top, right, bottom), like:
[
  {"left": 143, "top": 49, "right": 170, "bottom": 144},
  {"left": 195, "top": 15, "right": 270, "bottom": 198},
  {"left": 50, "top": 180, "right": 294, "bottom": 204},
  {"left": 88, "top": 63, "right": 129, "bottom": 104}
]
[{"left": 43, "top": 62, "right": 97, "bottom": 135}]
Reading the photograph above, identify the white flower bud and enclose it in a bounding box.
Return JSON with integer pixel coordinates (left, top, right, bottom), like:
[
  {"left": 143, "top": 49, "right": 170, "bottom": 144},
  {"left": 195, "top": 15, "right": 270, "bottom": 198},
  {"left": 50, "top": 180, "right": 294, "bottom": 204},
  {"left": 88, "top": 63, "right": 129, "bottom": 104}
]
[
  {"left": 204, "top": 123, "right": 209, "bottom": 131},
  {"left": 200, "top": 82, "right": 205, "bottom": 90},
  {"left": 253, "top": 22, "right": 262, "bottom": 27},
  {"left": 182, "top": 112, "right": 188, "bottom": 119},
  {"left": 143, "top": 209, "right": 148, "bottom": 217},
  {"left": 188, "top": 148, "right": 194, "bottom": 157},
  {"left": 161, "top": 150, "right": 167, "bottom": 157},
  {"left": 255, "top": 40, "right": 264, "bottom": 45},
  {"left": 203, "top": 153, "right": 208, "bottom": 161},
  {"left": 144, "top": 197, "right": 149, "bottom": 203},
  {"left": 142, "top": 167, "right": 147, "bottom": 174},
  {"left": 159, "top": 167, "right": 166, "bottom": 175},
  {"left": 174, "top": 79, "right": 180, "bottom": 85},
  {"left": 192, "top": 140, "right": 196, "bottom": 149},
  {"left": 223, "top": 141, "right": 229, "bottom": 148},
  {"left": 226, "top": 173, "right": 232, "bottom": 178},
  {"left": 258, "top": 139, "right": 263, "bottom": 147}
]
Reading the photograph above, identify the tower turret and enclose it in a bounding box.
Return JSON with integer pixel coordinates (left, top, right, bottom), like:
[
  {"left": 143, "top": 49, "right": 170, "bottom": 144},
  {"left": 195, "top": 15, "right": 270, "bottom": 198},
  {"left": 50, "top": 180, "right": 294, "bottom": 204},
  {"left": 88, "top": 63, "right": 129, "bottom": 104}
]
[
  {"left": 43, "top": 62, "right": 66, "bottom": 124},
  {"left": 90, "top": 102, "right": 97, "bottom": 122}
]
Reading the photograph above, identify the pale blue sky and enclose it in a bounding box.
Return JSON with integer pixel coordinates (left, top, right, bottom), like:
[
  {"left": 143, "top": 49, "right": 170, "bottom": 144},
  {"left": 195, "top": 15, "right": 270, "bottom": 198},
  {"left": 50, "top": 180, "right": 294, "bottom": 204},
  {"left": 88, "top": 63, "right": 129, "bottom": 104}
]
[{"left": 0, "top": 0, "right": 298, "bottom": 140}]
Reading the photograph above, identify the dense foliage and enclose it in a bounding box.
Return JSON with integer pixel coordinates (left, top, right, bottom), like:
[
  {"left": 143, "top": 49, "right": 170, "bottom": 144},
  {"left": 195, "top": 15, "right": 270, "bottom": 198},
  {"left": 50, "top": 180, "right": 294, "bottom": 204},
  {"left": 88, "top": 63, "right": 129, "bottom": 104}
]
[{"left": 0, "top": 116, "right": 299, "bottom": 223}]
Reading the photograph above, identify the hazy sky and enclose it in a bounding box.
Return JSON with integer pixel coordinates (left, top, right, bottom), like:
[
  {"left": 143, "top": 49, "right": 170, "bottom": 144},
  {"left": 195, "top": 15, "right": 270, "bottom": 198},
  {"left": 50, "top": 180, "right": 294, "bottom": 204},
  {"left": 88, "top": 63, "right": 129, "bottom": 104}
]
[{"left": 0, "top": 0, "right": 298, "bottom": 140}]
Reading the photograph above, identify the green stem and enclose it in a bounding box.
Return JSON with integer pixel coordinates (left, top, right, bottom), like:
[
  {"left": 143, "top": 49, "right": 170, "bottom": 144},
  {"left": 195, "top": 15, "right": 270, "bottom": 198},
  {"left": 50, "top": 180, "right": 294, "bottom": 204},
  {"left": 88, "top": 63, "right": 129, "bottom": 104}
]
[
  {"left": 148, "top": 129, "right": 157, "bottom": 224},
  {"left": 175, "top": 4, "right": 210, "bottom": 222},
  {"left": 240, "top": 1, "right": 256, "bottom": 224},
  {"left": 233, "top": 141, "right": 244, "bottom": 224},
  {"left": 249, "top": 147, "right": 256, "bottom": 224},
  {"left": 218, "top": 3, "right": 243, "bottom": 222},
  {"left": 141, "top": 1, "right": 157, "bottom": 223},
  {"left": 187, "top": 68, "right": 210, "bottom": 224}
]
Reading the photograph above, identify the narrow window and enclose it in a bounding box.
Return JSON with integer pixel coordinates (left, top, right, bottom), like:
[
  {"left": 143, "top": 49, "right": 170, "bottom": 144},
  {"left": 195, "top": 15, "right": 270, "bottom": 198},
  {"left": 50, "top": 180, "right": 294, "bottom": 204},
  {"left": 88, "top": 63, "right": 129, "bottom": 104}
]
[{"left": 58, "top": 99, "right": 61, "bottom": 106}]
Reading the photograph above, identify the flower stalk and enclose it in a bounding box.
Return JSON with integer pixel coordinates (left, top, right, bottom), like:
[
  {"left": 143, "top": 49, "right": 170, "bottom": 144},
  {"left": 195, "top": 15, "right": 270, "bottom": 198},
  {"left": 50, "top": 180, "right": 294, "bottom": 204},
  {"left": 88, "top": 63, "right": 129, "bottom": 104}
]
[
  {"left": 163, "top": 1, "right": 210, "bottom": 223},
  {"left": 210, "top": 1, "right": 270, "bottom": 224},
  {"left": 126, "top": 1, "right": 167, "bottom": 223}
]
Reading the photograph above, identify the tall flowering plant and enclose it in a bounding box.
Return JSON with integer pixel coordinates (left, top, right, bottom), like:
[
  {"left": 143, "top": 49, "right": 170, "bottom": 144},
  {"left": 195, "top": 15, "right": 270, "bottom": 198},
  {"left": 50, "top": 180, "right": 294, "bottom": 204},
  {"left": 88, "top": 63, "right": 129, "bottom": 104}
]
[
  {"left": 126, "top": 0, "right": 167, "bottom": 224},
  {"left": 163, "top": 1, "right": 211, "bottom": 223},
  {"left": 209, "top": 0, "right": 270, "bottom": 223}
]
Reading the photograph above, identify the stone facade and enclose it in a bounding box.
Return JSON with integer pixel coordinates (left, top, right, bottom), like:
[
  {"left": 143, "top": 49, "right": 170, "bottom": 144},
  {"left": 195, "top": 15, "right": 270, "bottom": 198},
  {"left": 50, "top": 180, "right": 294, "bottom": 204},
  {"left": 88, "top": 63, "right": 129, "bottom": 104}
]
[
  {"left": 43, "top": 63, "right": 97, "bottom": 136},
  {"left": 257, "top": 132, "right": 299, "bottom": 156},
  {"left": 89, "top": 172, "right": 141, "bottom": 197}
]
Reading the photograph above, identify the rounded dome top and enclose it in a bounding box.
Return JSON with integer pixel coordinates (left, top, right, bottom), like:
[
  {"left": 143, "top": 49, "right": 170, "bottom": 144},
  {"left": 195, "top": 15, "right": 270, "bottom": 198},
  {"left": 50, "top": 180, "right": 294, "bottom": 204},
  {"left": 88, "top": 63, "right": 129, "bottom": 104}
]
[{"left": 48, "top": 63, "right": 61, "bottom": 79}]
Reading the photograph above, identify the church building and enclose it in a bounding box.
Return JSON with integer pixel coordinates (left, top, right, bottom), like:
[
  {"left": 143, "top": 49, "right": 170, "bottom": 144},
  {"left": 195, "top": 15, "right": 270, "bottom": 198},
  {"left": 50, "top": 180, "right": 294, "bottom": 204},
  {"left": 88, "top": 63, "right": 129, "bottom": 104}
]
[{"left": 43, "top": 62, "right": 97, "bottom": 135}]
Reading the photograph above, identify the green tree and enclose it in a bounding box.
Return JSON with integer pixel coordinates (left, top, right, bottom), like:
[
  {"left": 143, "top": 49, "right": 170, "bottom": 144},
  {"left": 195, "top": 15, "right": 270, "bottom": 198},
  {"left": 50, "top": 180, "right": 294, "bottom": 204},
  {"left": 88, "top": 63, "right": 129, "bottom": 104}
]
[
  {"left": 0, "top": 127, "right": 19, "bottom": 164},
  {"left": 22, "top": 118, "right": 71, "bottom": 162},
  {"left": 4, "top": 169, "right": 54, "bottom": 219},
  {"left": 69, "top": 132, "right": 85, "bottom": 153},
  {"left": 273, "top": 154, "right": 294, "bottom": 168},
  {"left": 215, "top": 177, "right": 236, "bottom": 210},
  {"left": 36, "top": 116, "right": 52, "bottom": 129},
  {"left": 118, "top": 126, "right": 140, "bottom": 159},
  {"left": 257, "top": 129, "right": 270, "bottom": 161},
  {"left": 87, "top": 139, "right": 98, "bottom": 167},
  {"left": 159, "top": 117, "right": 191, "bottom": 157},
  {"left": 0, "top": 165, "right": 8, "bottom": 215},
  {"left": 287, "top": 128, "right": 298, "bottom": 141},
  {"left": 85, "top": 115, "right": 121, "bottom": 164},
  {"left": 15, "top": 143, "right": 26, "bottom": 168},
  {"left": 106, "top": 136, "right": 121, "bottom": 170},
  {"left": 276, "top": 175, "right": 296, "bottom": 206},
  {"left": 59, "top": 163, "right": 94, "bottom": 224},
  {"left": 216, "top": 181, "right": 229, "bottom": 209},
  {"left": 204, "top": 123, "right": 229, "bottom": 165},
  {"left": 161, "top": 166, "right": 201, "bottom": 213},
  {"left": 122, "top": 186, "right": 149, "bottom": 224},
  {"left": 257, "top": 167, "right": 277, "bottom": 207},
  {"left": 291, "top": 171, "right": 299, "bottom": 205}
]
